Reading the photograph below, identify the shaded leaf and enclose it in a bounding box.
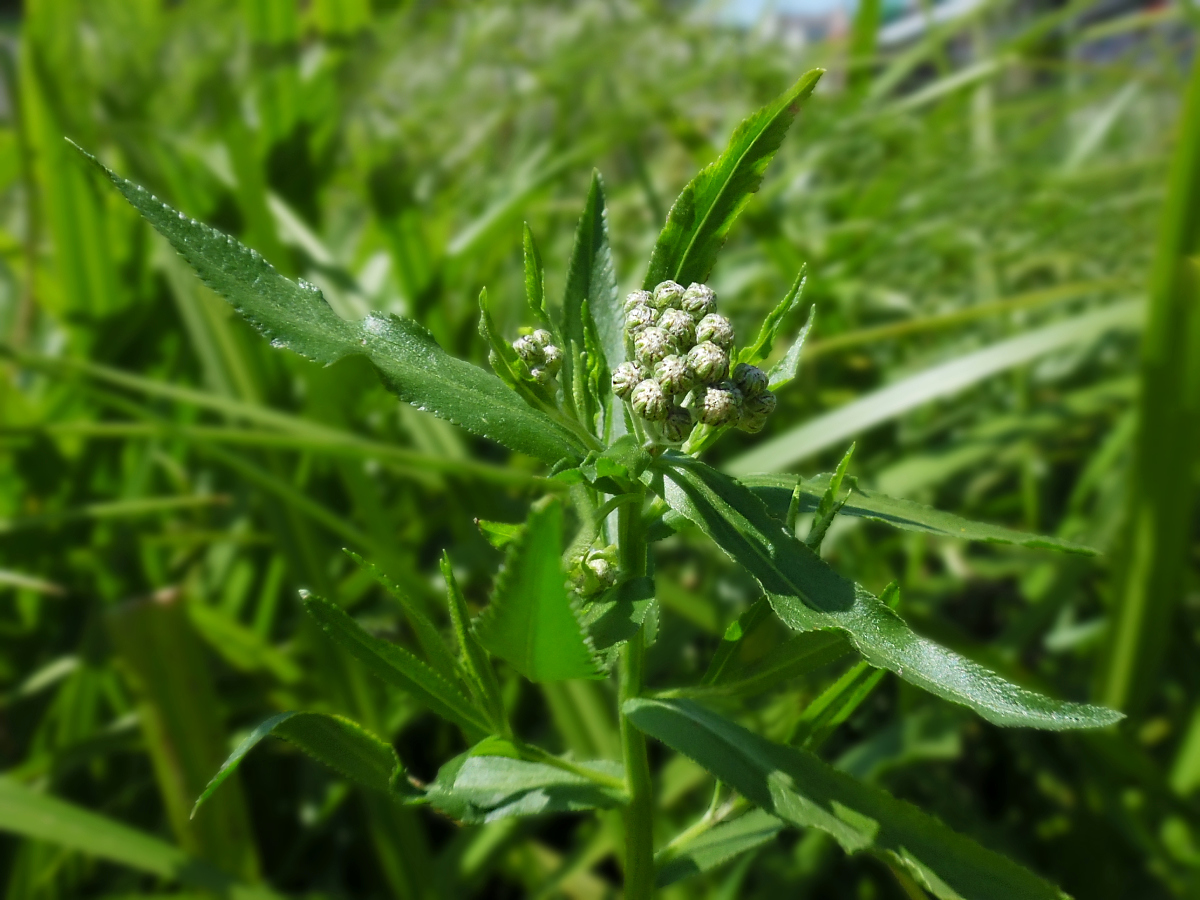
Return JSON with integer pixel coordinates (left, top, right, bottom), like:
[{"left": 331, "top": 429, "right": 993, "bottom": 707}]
[
  {"left": 653, "top": 454, "right": 1122, "bottom": 729},
  {"left": 301, "top": 591, "right": 490, "bottom": 738},
  {"left": 442, "top": 552, "right": 509, "bottom": 733},
  {"left": 789, "top": 661, "right": 887, "bottom": 750},
  {"left": 193, "top": 711, "right": 413, "bottom": 818},
  {"left": 76, "top": 143, "right": 585, "bottom": 466},
  {"left": 474, "top": 500, "right": 602, "bottom": 682},
  {"left": 656, "top": 809, "right": 784, "bottom": 888},
  {"left": 644, "top": 69, "right": 823, "bottom": 289},
  {"left": 626, "top": 698, "right": 1071, "bottom": 900}
]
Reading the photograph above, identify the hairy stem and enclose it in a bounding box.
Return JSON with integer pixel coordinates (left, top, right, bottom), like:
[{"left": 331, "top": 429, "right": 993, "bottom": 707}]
[{"left": 618, "top": 500, "right": 655, "bottom": 897}]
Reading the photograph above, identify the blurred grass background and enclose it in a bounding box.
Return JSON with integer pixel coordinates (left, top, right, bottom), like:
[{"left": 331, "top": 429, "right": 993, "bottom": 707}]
[{"left": 0, "top": 0, "right": 1196, "bottom": 897}]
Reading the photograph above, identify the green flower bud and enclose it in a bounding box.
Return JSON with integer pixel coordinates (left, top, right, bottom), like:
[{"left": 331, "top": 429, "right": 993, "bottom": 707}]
[
  {"left": 625, "top": 304, "right": 658, "bottom": 335},
  {"left": 623, "top": 290, "right": 653, "bottom": 314},
  {"left": 634, "top": 326, "right": 673, "bottom": 367},
  {"left": 654, "top": 354, "right": 696, "bottom": 395},
  {"left": 541, "top": 344, "right": 563, "bottom": 376},
  {"left": 531, "top": 329, "right": 555, "bottom": 348},
  {"left": 682, "top": 283, "right": 717, "bottom": 320},
  {"left": 731, "top": 362, "right": 768, "bottom": 398},
  {"left": 662, "top": 405, "right": 694, "bottom": 443},
  {"left": 513, "top": 335, "right": 545, "bottom": 364},
  {"left": 631, "top": 378, "right": 669, "bottom": 421},
  {"left": 743, "top": 390, "right": 776, "bottom": 419},
  {"left": 586, "top": 555, "right": 616, "bottom": 588},
  {"left": 692, "top": 381, "right": 743, "bottom": 427},
  {"left": 652, "top": 280, "right": 686, "bottom": 311},
  {"left": 658, "top": 308, "right": 696, "bottom": 349},
  {"left": 696, "top": 313, "right": 735, "bottom": 350},
  {"left": 611, "top": 361, "right": 646, "bottom": 399},
  {"left": 529, "top": 366, "right": 553, "bottom": 385},
  {"left": 686, "top": 341, "right": 729, "bottom": 384}
]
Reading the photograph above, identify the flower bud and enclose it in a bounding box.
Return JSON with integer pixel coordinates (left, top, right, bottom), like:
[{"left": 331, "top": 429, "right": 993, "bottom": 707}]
[
  {"left": 652, "top": 280, "right": 686, "bottom": 311},
  {"left": 529, "top": 366, "right": 553, "bottom": 385},
  {"left": 696, "top": 313, "right": 735, "bottom": 350},
  {"left": 634, "top": 327, "right": 673, "bottom": 367},
  {"left": 731, "top": 362, "right": 768, "bottom": 398},
  {"left": 611, "top": 361, "right": 646, "bottom": 400},
  {"left": 531, "top": 329, "right": 555, "bottom": 348},
  {"left": 743, "top": 390, "right": 776, "bottom": 419},
  {"left": 541, "top": 344, "right": 563, "bottom": 376},
  {"left": 624, "top": 304, "right": 658, "bottom": 335},
  {"left": 513, "top": 335, "right": 545, "bottom": 365},
  {"left": 686, "top": 341, "right": 729, "bottom": 384},
  {"left": 682, "top": 283, "right": 717, "bottom": 320},
  {"left": 662, "top": 405, "right": 694, "bottom": 443},
  {"left": 692, "top": 382, "right": 743, "bottom": 427},
  {"left": 623, "top": 291, "right": 653, "bottom": 314},
  {"left": 657, "top": 308, "right": 696, "bottom": 349},
  {"left": 631, "top": 378, "right": 669, "bottom": 421},
  {"left": 654, "top": 354, "right": 696, "bottom": 395},
  {"left": 586, "top": 555, "right": 617, "bottom": 588}
]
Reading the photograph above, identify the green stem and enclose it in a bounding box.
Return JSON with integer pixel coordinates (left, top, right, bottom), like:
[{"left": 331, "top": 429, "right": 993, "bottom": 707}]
[{"left": 617, "top": 500, "right": 655, "bottom": 898}]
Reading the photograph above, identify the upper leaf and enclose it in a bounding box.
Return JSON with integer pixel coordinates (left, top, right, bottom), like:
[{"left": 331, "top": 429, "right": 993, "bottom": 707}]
[
  {"left": 192, "top": 711, "right": 414, "bottom": 819},
  {"left": 739, "top": 267, "right": 808, "bottom": 367},
  {"left": 474, "top": 500, "right": 602, "bottom": 682},
  {"left": 643, "top": 69, "right": 823, "bottom": 289},
  {"left": 626, "top": 697, "right": 1071, "bottom": 900},
  {"left": 653, "top": 454, "right": 1122, "bottom": 730},
  {"left": 739, "top": 472, "right": 1098, "bottom": 555},
  {"left": 75, "top": 143, "right": 586, "bottom": 466}
]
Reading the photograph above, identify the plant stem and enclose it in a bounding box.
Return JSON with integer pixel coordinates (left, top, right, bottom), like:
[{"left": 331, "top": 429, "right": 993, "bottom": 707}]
[{"left": 617, "top": 500, "right": 655, "bottom": 898}]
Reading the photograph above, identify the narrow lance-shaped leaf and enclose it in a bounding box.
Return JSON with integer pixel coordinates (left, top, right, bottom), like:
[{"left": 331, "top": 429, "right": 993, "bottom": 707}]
[
  {"left": 644, "top": 69, "right": 823, "bottom": 289},
  {"left": 806, "top": 442, "right": 854, "bottom": 550},
  {"left": 768, "top": 302, "right": 816, "bottom": 390},
  {"left": 193, "top": 711, "right": 415, "bottom": 818},
  {"left": 441, "top": 551, "right": 509, "bottom": 734},
  {"left": 653, "top": 454, "right": 1122, "bottom": 730},
  {"left": 301, "top": 591, "right": 491, "bottom": 739},
  {"left": 739, "top": 267, "right": 807, "bottom": 366},
  {"left": 626, "top": 697, "right": 1071, "bottom": 900},
  {"left": 522, "top": 222, "right": 552, "bottom": 330},
  {"left": 478, "top": 286, "right": 557, "bottom": 411},
  {"left": 474, "top": 500, "right": 602, "bottom": 682},
  {"left": 656, "top": 808, "right": 784, "bottom": 888},
  {"left": 74, "top": 143, "right": 585, "bottom": 466},
  {"left": 738, "top": 472, "right": 1098, "bottom": 555}
]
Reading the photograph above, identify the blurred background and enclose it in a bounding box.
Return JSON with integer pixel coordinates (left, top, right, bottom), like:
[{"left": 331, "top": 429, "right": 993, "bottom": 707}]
[{"left": 0, "top": 0, "right": 1196, "bottom": 897}]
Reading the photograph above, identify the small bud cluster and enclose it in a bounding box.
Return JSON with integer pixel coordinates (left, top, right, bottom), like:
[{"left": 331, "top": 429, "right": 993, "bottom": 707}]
[
  {"left": 512, "top": 328, "right": 563, "bottom": 385},
  {"left": 613, "top": 281, "right": 774, "bottom": 441},
  {"left": 572, "top": 545, "right": 618, "bottom": 597}
]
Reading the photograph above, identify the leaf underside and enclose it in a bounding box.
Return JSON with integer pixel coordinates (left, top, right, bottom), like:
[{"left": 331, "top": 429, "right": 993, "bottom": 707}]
[
  {"left": 76, "top": 143, "right": 585, "bottom": 467},
  {"left": 644, "top": 69, "right": 824, "bottom": 289},
  {"left": 474, "top": 501, "right": 602, "bottom": 682},
  {"left": 627, "top": 697, "right": 1071, "bottom": 900},
  {"left": 653, "top": 454, "right": 1122, "bottom": 730},
  {"left": 656, "top": 808, "right": 784, "bottom": 887}
]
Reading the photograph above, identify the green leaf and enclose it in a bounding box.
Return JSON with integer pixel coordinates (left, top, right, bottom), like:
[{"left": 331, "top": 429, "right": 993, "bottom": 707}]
[
  {"left": 442, "top": 551, "right": 509, "bottom": 734},
  {"left": 74, "top": 143, "right": 586, "bottom": 466},
  {"left": 768, "top": 302, "right": 816, "bottom": 390},
  {"left": 193, "top": 711, "right": 413, "bottom": 818},
  {"left": 522, "top": 222, "right": 552, "bottom": 330},
  {"left": 643, "top": 69, "right": 823, "bottom": 289},
  {"left": 425, "top": 750, "right": 625, "bottom": 824},
  {"left": 806, "top": 443, "right": 855, "bottom": 550},
  {"left": 301, "top": 591, "right": 491, "bottom": 738},
  {"left": 653, "top": 454, "right": 1122, "bottom": 729},
  {"left": 475, "top": 518, "right": 522, "bottom": 549},
  {"left": 739, "top": 267, "right": 807, "bottom": 366},
  {"left": 684, "top": 631, "right": 851, "bottom": 701},
  {"left": 0, "top": 778, "right": 279, "bottom": 899},
  {"left": 739, "top": 472, "right": 1098, "bottom": 555},
  {"left": 626, "top": 698, "right": 1071, "bottom": 900},
  {"left": 478, "top": 286, "right": 556, "bottom": 410},
  {"left": 561, "top": 172, "right": 622, "bottom": 376},
  {"left": 474, "top": 500, "right": 602, "bottom": 681},
  {"left": 788, "top": 661, "right": 886, "bottom": 750},
  {"left": 581, "top": 576, "right": 656, "bottom": 662},
  {"left": 656, "top": 809, "right": 784, "bottom": 888},
  {"left": 345, "top": 549, "right": 463, "bottom": 685}
]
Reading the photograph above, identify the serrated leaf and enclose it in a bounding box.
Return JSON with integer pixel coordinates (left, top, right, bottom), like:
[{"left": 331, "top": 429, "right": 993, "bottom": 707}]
[
  {"left": 522, "top": 222, "right": 552, "bottom": 330},
  {"left": 425, "top": 751, "right": 625, "bottom": 824},
  {"left": 656, "top": 809, "right": 784, "bottom": 888},
  {"left": 193, "top": 711, "right": 413, "bottom": 819},
  {"left": 768, "top": 303, "right": 816, "bottom": 390},
  {"left": 301, "top": 592, "right": 490, "bottom": 738},
  {"left": 478, "top": 286, "right": 555, "bottom": 410},
  {"left": 561, "top": 173, "right": 622, "bottom": 377},
  {"left": 739, "top": 472, "right": 1098, "bottom": 555},
  {"left": 442, "top": 552, "right": 508, "bottom": 734},
  {"left": 739, "top": 268, "right": 807, "bottom": 366},
  {"left": 75, "top": 143, "right": 585, "bottom": 466},
  {"left": 806, "top": 443, "right": 854, "bottom": 550},
  {"left": 581, "top": 576, "right": 656, "bottom": 664},
  {"left": 474, "top": 500, "right": 602, "bottom": 681},
  {"left": 625, "top": 698, "right": 1071, "bottom": 900},
  {"left": 643, "top": 69, "right": 823, "bottom": 289},
  {"left": 475, "top": 518, "right": 522, "bottom": 549},
  {"left": 653, "top": 454, "right": 1122, "bottom": 730}
]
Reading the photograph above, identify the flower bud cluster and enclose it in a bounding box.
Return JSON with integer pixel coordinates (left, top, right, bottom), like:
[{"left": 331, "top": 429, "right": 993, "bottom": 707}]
[
  {"left": 613, "top": 281, "right": 774, "bottom": 440},
  {"left": 571, "top": 545, "right": 618, "bottom": 597},
  {"left": 512, "top": 328, "right": 563, "bottom": 385}
]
